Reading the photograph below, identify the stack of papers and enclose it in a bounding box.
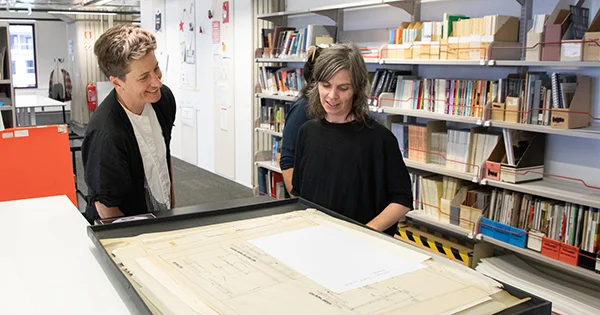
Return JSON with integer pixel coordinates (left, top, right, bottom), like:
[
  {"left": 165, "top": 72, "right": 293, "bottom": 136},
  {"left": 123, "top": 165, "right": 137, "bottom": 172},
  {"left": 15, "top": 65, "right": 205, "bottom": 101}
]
[
  {"left": 476, "top": 255, "right": 600, "bottom": 315},
  {"left": 101, "top": 210, "right": 513, "bottom": 314}
]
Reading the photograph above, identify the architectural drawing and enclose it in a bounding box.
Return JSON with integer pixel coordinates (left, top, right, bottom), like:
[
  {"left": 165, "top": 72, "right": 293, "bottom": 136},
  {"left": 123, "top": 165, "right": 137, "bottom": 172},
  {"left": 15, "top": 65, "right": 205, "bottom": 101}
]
[{"left": 102, "top": 210, "right": 509, "bottom": 315}]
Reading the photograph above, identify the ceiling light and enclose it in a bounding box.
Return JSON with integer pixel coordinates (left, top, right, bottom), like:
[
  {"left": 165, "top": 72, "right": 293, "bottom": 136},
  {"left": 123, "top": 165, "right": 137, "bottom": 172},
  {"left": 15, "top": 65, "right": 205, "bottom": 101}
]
[{"left": 47, "top": 10, "right": 117, "bottom": 16}]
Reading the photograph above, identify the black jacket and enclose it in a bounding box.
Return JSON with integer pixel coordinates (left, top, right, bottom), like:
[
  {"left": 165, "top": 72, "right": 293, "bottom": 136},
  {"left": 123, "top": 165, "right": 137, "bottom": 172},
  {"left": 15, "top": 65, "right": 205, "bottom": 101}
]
[{"left": 82, "top": 85, "right": 176, "bottom": 223}]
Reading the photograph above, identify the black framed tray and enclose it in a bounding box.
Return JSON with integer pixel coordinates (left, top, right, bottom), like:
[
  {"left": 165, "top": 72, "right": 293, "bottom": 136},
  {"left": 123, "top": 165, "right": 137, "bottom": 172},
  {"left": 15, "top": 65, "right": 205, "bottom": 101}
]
[{"left": 87, "top": 197, "right": 551, "bottom": 315}]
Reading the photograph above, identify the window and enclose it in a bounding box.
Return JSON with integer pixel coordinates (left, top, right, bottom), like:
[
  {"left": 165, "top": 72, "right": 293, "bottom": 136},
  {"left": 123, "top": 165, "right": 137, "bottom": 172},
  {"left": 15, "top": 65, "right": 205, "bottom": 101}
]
[{"left": 9, "top": 24, "right": 37, "bottom": 88}]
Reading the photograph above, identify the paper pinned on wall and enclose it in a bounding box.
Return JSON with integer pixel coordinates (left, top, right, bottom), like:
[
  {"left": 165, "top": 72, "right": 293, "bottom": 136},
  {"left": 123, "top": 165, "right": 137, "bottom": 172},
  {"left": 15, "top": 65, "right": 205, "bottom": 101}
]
[
  {"left": 249, "top": 225, "right": 428, "bottom": 293},
  {"left": 181, "top": 107, "right": 195, "bottom": 127},
  {"left": 220, "top": 106, "right": 227, "bottom": 131}
]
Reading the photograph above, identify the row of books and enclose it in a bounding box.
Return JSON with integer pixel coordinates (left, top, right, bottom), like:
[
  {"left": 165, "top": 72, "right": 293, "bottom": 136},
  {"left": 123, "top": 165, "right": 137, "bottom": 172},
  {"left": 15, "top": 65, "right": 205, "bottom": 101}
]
[
  {"left": 258, "top": 66, "right": 305, "bottom": 96},
  {"left": 393, "top": 78, "right": 493, "bottom": 118},
  {"left": 260, "top": 25, "right": 337, "bottom": 59},
  {"left": 368, "top": 69, "right": 411, "bottom": 107},
  {"left": 494, "top": 72, "right": 579, "bottom": 125},
  {"left": 411, "top": 172, "right": 600, "bottom": 256},
  {"left": 392, "top": 122, "right": 499, "bottom": 174},
  {"left": 259, "top": 101, "right": 291, "bottom": 133},
  {"left": 388, "top": 14, "right": 516, "bottom": 45},
  {"left": 377, "top": 71, "right": 583, "bottom": 126},
  {"left": 257, "top": 167, "right": 286, "bottom": 199},
  {"left": 487, "top": 188, "right": 599, "bottom": 255}
]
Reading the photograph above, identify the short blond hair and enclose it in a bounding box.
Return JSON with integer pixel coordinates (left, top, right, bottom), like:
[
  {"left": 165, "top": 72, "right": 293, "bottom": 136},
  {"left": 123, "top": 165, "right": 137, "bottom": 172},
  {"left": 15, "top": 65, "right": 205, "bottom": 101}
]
[{"left": 94, "top": 24, "right": 156, "bottom": 79}]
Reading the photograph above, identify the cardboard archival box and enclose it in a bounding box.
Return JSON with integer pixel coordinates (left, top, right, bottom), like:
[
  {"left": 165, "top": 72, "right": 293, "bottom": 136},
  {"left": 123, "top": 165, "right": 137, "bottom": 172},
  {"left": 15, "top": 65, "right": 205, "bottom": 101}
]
[
  {"left": 499, "top": 133, "right": 546, "bottom": 184},
  {"left": 440, "top": 39, "right": 449, "bottom": 60},
  {"left": 429, "top": 41, "right": 441, "bottom": 60},
  {"left": 472, "top": 16, "right": 520, "bottom": 61},
  {"left": 458, "top": 36, "right": 471, "bottom": 60},
  {"left": 483, "top": 135, "right": 505, "bottom": 181},
  {"left": 550, "top": 75, "right": 591, "bottom": 129},
  {"left": 447, "top": 37, "right": 460, "bottom": 60},
  {"left": 561, "top": 39, "right": 583, "bottom": 61},
  {"left": 584, "top": 9, "right": 600, "bottom": 61},
  {"left": 490, "top": 102, "right": 506, "bottom": 121},
  {"left": 504, "top": 96, "right": 521, "bottom": 123},
  {"left": 541, "top": 9, "right": 571, "bottom": 61},
  {"left": 526, "top": 32, "right": 544, "bottom": 61}
]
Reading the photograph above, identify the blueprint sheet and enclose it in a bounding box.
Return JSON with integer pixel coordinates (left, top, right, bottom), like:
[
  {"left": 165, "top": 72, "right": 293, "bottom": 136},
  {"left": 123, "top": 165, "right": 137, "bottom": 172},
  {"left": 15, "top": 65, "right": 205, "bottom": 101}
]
[{"left": 101, "top": 209, "right": 504, "bottom": 315}]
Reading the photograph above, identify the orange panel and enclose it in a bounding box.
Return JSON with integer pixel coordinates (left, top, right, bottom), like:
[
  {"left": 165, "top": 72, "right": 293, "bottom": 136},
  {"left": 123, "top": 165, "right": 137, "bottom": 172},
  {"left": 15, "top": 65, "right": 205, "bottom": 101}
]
[{"left": 0, "top": 125, "right": 77, "bottom": 206}]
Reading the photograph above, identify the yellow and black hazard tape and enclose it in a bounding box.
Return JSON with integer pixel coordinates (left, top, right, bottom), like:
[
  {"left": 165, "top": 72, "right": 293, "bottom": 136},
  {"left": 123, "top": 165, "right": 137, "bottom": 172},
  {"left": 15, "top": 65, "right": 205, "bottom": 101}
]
[{"left": 396, "top": 226, "right": 473, "bottom": 267}]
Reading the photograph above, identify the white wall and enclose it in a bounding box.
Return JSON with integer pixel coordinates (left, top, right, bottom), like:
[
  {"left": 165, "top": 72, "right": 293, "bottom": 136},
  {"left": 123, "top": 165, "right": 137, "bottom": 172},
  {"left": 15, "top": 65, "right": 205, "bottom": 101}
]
[
  {"left": 233, "top": 0, "right": 253, "bottom": 186},
  {"left": 141, "top": 0, "right": 252, "bottom": 187}
]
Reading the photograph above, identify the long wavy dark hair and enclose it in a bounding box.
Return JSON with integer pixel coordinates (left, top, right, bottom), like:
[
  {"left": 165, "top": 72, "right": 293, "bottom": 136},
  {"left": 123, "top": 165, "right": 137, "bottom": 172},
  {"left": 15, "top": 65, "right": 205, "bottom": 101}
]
[{"left": 305, "top": 43, "right": 370, "bottom": 123}]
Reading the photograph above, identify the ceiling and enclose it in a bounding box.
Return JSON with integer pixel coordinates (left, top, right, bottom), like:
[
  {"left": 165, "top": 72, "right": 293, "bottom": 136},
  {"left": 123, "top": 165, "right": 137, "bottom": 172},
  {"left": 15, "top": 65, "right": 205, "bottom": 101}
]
[{"left": 0, "top": 0, "right": 140, "bottom": 13}]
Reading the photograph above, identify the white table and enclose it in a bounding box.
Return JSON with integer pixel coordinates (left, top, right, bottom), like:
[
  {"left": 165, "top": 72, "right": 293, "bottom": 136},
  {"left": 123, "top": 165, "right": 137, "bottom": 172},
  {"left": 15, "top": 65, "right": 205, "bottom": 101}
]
[
  {"left": 15, "top": 94, "right": 67, "bottom": 126},
  {"left": 0, "top": 196, "right": 139, "bottom": 314}
]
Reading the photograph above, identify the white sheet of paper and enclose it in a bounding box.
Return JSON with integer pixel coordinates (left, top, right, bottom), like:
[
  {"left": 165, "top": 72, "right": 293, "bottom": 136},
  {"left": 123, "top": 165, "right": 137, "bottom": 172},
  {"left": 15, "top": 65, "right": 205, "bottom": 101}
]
[{"left": 249, "top": 225, "right": 427, "bottom": 293}]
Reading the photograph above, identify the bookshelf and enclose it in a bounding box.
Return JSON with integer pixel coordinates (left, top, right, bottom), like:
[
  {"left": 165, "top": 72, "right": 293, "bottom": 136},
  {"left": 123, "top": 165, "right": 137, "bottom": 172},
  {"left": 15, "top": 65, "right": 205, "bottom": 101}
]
[
  {"left": 256, "top": 93, "right": 296, "bottom": 102},
  {"left": 381, "top": 59, "right": 487, "bottom": 66},
  {"left": 489, "top": 121, "right": 600, "bottom": 140},
  {"left": 381, "top": 105, "right": 600, "bottom": 140},
  {"left": 404, "top": 160, "right": 479, "bottom": 183},
  {"left": 255, "top": 57, "right": 306, "bottom": 63},
  {"left": 255, "top": 127, "right": 283, "bottom": 138},
  {"left": 253, "top": 0, "right": 600, "bottom": 281},
  {"left": 383, "top": 107, "right": 484, "bottom": 125},
  {"left": 406, "top": 210, "right": 475, "bottom": 239},
  {"left": 482, "top": 177, "right": 600, "bottom": 210},
  {"left": 255, "top": 160, "right": 281, "bottom": 174},
  {"left": 479, "top": 235, "right": 600, "bottom": 287}
]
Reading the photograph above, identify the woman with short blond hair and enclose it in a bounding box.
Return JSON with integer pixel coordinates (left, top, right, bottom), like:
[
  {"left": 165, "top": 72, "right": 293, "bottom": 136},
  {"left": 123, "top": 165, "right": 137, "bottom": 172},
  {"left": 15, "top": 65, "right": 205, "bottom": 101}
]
[
  {"left": 291, "top": 43, "right": 413, "bottom": 235},
  {"left": 82, "top": 24, "right": 176, "bottom": 223}
]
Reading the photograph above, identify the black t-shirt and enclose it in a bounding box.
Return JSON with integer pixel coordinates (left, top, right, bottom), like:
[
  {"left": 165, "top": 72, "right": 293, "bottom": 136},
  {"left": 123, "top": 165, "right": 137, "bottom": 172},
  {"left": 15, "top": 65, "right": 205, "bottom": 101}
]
[
  {"left": 82, "top": 85, "right": 176, "bottom": 223},
  {"left": 291, "top": 118, "right": 413, "bottom": 235}
]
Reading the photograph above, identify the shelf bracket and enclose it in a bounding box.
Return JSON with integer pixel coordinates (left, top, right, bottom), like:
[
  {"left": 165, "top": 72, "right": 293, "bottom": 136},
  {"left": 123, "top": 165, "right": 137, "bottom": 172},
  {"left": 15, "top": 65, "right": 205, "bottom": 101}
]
[
  {"left": 257, "top": 15, "right": 287, "bottom": 26},
  {"left": 387, "top": 1, "right": 416, "bottom": 16},
  {"left": 518, "top": 0, "right": 533, "bottom": 60},
  {"left": 313, "top": 9, "right": 339, "bottom": 23}
]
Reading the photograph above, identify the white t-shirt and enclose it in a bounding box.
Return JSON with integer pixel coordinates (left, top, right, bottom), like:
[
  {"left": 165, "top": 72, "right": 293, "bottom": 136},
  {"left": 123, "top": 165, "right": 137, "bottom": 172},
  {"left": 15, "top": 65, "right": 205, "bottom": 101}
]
[{"left": 123, "top": 103, "right": 171, "bottom": 212}]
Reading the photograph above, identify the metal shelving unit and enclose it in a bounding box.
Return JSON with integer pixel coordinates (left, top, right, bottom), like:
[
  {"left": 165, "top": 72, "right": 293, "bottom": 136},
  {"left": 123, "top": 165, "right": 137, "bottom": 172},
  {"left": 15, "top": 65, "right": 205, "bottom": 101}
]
[
  {"left": 253, "top": 0, "right": 600, "bottom": 289},
  {"left": 480, "top": 235, "right": 600, "bottom": 287},
  {"left": 482, "top": 177, "right": 600, "bottom": 210},
  {"left": 404, "top": 160, "right": 479, "bottom": 183},
  {"left": 255, "top": 57, "right": 306, "bottom": 63},
  {"left": 382, "top": 107, "right": 483, "bottom": 125},
  {"left": 255, "top": 127, "right": 283, "bottom": 138},
  {"left": 255, "top": 160, "right": 281, "bottom": 174},
  {"left": 489, "top": 121, "right": 600, "bottom": 140},
  {"left": 381, "top": 58, "right": 487, "bottom": 66},
  {"left": 491, "top": 60, "right": 600, "bottom": 68},
  {"left": 255, "top": 93, "right": 296, "bottom": 102},
  {"left": 406, "top": 210, "right": 476, "bottom": 239}
]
